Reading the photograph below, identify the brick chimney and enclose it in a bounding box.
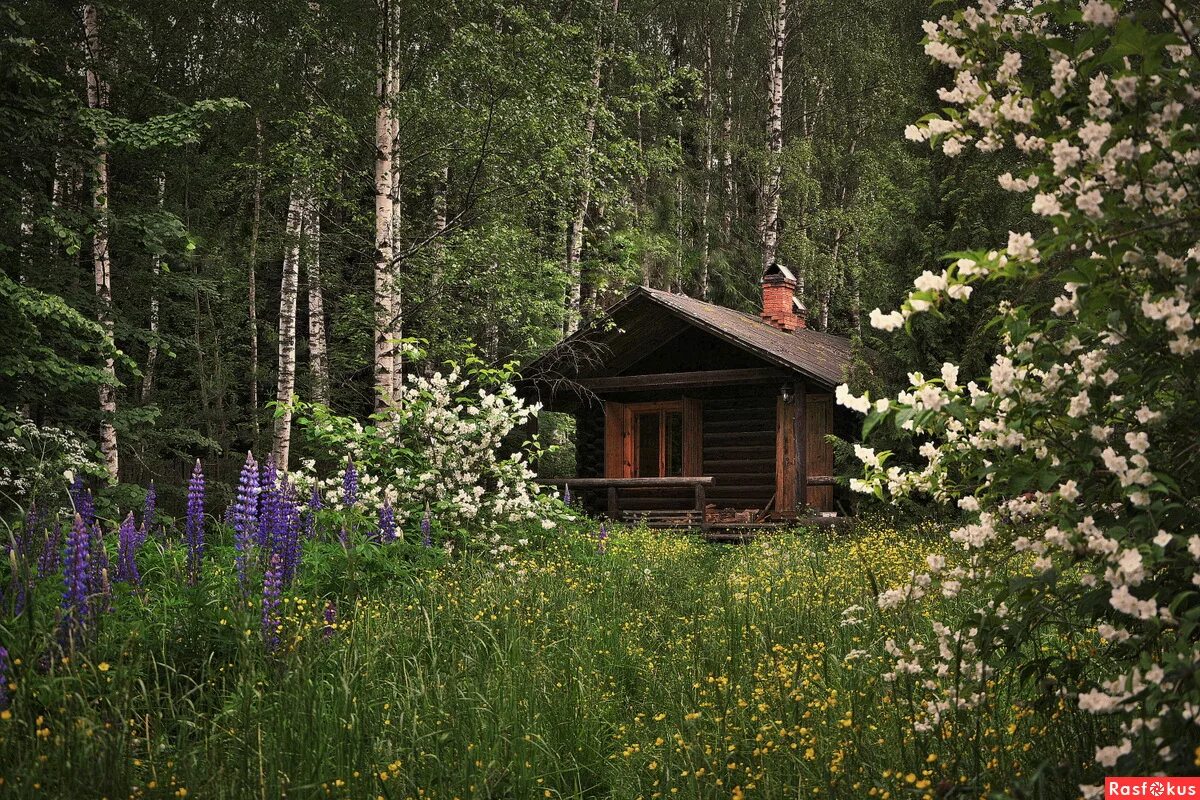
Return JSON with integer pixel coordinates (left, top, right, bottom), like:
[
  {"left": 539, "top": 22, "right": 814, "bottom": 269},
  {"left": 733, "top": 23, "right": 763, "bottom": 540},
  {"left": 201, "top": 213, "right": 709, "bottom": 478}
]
[{"left": 761, "top": 262, "right": 806, "bottom": 331}]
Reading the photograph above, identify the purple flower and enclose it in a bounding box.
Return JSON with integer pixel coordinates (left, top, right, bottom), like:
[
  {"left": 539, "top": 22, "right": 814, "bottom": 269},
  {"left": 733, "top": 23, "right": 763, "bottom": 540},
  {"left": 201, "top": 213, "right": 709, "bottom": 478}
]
[
  {"left": 322, "top": 601, "right": 337, "bottom": 640},
  {"left": 597, "top": 523, "right": 608, "bottom": 555},
  {"left": 342, "top": 455, "right": 358, "bottom": 508},
  {"left": 563, "top": 484, "right": 571, "bottom": 506},
  {"left": 60, "top": 514, "right": 91, "bottom": 646},
  {"left": 261, "top": 551, "right": 284, "bottom": 653},
  {"left": 304, "top": 484, "right": 322, "bottom": 540},
  {"left": 89, "top": 522, "right": 111, "bottom": 615},
  {"left": 257, "top": 456, "right": 278, "bottom": 551},
  {"left": 232, "top": 452, "right": 259, "bottom": 587},
  {"left": 0, "top": 644, "right": 10, "bottom": 711},
  {"left": 70, "top": 476, "right": 95, "bottom": 529},
  {"left": 420, "top": 507, "right": 432, "bottom": 548},
  {"left": 378, "top": 500, "right": 396, "bottom": 542},
  {"left": 337, "top": 524, "right": 347, "bottom": 546},
  {"left": 275, "top": 482, "right": 302, "bottom": 585},
  {"left": 185, "top": 459, "right": 206, "bottom": 585},
  {"left": 142, "top": 482, "right": 157, "bottom": 538},
  {"left": 37, "top": 522, "right": 63, "bottom": 579},
  {"left": 116, "top": 512, "right": 141, "bottom": 587}
]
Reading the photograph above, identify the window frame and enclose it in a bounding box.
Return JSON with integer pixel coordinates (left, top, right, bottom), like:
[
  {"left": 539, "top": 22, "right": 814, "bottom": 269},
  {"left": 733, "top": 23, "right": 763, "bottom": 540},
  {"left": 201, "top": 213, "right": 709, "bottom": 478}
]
[{"left": 627, "top": 401, "right": 684, "bottom": 478}]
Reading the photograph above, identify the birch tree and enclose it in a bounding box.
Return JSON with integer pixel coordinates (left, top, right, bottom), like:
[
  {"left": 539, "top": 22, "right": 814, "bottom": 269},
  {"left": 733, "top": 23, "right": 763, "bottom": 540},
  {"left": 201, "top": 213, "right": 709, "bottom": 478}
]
[
  {"left": 373, "top": 0, "right": 399, "bottom": 408},
  {"left": 272, "top": 186, "right": 305, "bottom": 467},
  {"left": 305, "top": 192, "right": 328, "bottom": 405},
  {"left": 761, "top": 0, "right": 786, "bottom": 273},
  {"left": 83, "top": 2, "right": 119, "bottom": 480}
]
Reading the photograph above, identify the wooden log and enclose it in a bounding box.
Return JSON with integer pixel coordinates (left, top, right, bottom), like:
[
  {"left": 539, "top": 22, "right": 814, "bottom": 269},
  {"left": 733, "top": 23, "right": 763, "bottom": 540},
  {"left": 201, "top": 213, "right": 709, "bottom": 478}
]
[{"left": 575, "top": 367, "right": 788, "bottom": 392}]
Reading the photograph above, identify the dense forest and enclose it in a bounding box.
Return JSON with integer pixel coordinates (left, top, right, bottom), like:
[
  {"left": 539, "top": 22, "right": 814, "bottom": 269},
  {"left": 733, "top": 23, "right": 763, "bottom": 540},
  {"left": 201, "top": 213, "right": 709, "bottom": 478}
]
[{"left": 2, "top": 0, "right": 1025, "bottom": 492}]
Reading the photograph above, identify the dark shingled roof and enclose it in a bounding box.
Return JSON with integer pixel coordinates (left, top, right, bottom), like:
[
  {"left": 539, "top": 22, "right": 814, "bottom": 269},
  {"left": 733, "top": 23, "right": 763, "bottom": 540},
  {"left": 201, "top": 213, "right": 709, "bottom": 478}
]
[{"left": 636, "top": 287, "right": 853, "bottom": 387}]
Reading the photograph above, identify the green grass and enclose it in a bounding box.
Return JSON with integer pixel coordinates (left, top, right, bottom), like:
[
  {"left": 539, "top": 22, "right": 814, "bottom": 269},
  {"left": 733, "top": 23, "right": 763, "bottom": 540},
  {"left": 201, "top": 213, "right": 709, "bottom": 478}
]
[{"left": 0, "top": 520, "right": 1103, "bottom": 799}]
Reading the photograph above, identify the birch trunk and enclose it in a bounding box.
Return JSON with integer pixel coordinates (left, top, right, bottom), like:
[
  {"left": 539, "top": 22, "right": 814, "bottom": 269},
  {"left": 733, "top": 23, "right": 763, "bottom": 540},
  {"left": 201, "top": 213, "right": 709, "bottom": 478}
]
[
  {"left": 721, "top": 0, "right": 742, "bottom": 242},
  {"left": 373, "top": 0, "right": 398, "bottom": 409},
  {"left": 142, "top": 174, "right": 165, "bottom": 402},
  {"left": 273, "top": 186, "right": 305, "bottom": 468},
  {"left": 761, "top": 0, "right": 786, "bottom": 272},
  {"left": 698, "top": 38, "right": 713, "bottom": 300},
  {"left": 84, "top": 3, "right": 118, "bottom": 481},
  {"left": 564, "top": 0, "right": 619, "bottom": 335},
  {"left": 248, "top": 116, "right": 263, "bottom": 442},
  {"left": 305, "top": 193, "right": 329, "bottom": 405}
]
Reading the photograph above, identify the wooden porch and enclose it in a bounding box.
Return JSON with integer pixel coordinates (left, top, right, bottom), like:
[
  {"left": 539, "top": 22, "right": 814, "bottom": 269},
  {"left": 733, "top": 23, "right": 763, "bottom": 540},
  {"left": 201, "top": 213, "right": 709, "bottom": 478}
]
[{"left": 536, "top": 476, "right": 841, "bottom": 537}]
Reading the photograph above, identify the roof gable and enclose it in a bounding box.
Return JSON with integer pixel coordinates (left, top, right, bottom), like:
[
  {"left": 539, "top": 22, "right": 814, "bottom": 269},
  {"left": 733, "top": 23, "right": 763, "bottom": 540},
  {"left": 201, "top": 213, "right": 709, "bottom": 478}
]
[{"left": 521, "top": 286, "right": 854, "bottom": 392}]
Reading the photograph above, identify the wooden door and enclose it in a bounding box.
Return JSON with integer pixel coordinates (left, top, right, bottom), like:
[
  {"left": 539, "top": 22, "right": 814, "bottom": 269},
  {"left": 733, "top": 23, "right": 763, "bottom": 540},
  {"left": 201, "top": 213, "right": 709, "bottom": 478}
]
[{"left": 805, "top": 393, "right": 834, "bottom": 511}]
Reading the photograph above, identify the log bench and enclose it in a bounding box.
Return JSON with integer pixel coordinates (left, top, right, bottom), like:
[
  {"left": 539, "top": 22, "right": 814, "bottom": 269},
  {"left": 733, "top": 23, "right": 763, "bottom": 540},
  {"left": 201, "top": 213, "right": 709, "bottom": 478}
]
[{"left": 535, "top": 476, "right": 715, "bottom": 528}]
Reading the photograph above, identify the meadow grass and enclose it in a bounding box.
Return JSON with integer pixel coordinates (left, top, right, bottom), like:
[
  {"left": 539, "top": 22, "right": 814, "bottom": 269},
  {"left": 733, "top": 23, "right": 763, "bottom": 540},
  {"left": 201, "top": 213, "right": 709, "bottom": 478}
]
[{"left": 0, "top": 520, "right": 1102, "bottom": 799}]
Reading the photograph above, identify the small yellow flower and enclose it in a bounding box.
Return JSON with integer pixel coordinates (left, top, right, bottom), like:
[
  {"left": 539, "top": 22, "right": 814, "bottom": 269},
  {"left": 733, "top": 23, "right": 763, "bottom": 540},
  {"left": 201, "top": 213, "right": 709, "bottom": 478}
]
[{"left": 98, "top": 662, "right": 110, "bottom": 672}]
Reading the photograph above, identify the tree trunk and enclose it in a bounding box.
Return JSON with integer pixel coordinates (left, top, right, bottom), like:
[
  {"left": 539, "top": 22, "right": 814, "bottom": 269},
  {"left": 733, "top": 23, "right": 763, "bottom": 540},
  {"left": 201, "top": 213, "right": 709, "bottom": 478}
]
[
  {"left": 698, "top": 37, "right": 713, "bottom": 300},
  {"left": 142, "top": 174, "right": 165, "bottom": 403},
  {"left": 373, "top": 0, "right": 398, "bottom": 409},
  {"left": 564, "top": 0, "right": 619, "bottom": 335},
  {"left": 722, "top": 0, "right": 742, "bottom": 242},
  {"left": 248, "top": 116, "right": 263, "bottom": 442},
  {"left": 84, "top": 3, "right": 118, "bottom": 481},
  {"left": 305, "top": 193, "right": 328, "bottom": 405},
  {"left": 273, "top": 186, "right": 305, "bottom": 468},
  {"left": 761, "top": 0, "right": 787, "bottom": 273}
]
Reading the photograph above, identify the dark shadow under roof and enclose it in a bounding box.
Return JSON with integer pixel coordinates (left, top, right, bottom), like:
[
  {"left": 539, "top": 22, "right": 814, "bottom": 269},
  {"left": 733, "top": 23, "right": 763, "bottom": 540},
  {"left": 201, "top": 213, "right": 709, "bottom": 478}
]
[{"left": 523, "top": 286, "right": 854, "bottom": 392}]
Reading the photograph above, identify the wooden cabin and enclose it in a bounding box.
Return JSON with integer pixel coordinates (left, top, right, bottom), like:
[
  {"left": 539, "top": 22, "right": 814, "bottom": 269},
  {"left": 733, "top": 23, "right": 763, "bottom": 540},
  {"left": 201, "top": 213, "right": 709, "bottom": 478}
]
[{"left": 519, "top": 264, "right": 856, "bottom": 530}]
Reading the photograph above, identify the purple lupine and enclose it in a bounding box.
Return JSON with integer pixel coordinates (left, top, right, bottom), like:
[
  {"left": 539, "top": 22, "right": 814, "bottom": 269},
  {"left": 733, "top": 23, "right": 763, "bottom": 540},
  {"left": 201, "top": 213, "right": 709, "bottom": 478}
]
[
  {"left": 257, "top": 456, "right": 278, "bottom": 551},
  {"left": 377, "top": 500, "right": 396, "bottom": 542},
  {"left": 275, "top": 482, "right": 302, "bottom": 585},
  {"left": 142, "top": 482, "right": 157, "bottom": 538},
  {"left": 37, "top": 522, "right": 63, "bottom": 579},
  {"left": 0, "top": 645, "right": 10, "bottom": 710},
  {"left": 336, "top": 524, "right": 348, "bottom": 547},
  {"left": 261, "top": 551, "right": 284, "bottom": 653},
  {"left": 70, "top": 475, "right": 95, "bottom": 529},
  {"left": 597, "top": 522, "right": 608, "bottom": 555},
  {"left": 115, "top": 512, "right": 141, "bottom": 587},
  {"left": 304, "top": 484, "right": 322, "bottom": 540},
  {"left": 420, "top": 507, "right": 432, "bottom": 548},
  {"left": 341, "top": 455, "right": 358, "bottom": 508},
  {"left": 89, "top": 522, "right": 111, "bottom": 614},
  {"left": 232, "top": 452, "right": 259, "bottom": 587},
  {"left": 185, "top": 460, "right": 205, "bottom": 585},
  {"left": 562, "top": 484, "right": 571, "bottom": 506},
  {"left": 61, "top": 514, "right": 91, "bottom": 644},
  {"left": 321, "top": 600, "right": 337, "bottom": 640}
]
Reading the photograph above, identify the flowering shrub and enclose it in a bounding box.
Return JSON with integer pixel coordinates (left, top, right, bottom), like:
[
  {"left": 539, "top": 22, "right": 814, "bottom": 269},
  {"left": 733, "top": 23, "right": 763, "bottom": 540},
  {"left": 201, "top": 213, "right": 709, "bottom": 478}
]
[
  {"left": 841, "top": 0, "right": 1200, "bottom": 788},
  {"left": 0, "top": 410, "right": 103, "bottom": 511},
  {"left": 290, "top": 356, "right": 563, "bottom": 550}
]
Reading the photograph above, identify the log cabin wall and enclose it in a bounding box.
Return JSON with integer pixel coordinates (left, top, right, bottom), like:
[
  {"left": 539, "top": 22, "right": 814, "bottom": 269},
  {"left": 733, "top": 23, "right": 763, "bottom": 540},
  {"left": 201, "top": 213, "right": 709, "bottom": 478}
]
[{"left": 703, "top": 387, "right": 777, "bottom": 511}]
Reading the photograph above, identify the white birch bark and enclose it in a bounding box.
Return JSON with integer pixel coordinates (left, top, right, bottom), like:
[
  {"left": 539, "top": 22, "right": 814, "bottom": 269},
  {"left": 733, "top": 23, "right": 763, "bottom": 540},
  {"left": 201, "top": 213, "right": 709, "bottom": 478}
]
[
  {"left": 273, "top": 186, "right": 305, "bottom": 468},
  {"left": 722, "top": 0, "right": 742, "bottom": 242},
  {"left": 304, "top": 192, "right": 328, "bottom": 405},
  {"left": 84, "top": 3, "right": 118, "bottom": 481},
  {"left": 373, "top": 0, "right": 398, "bottom": 409},
  {"left": 761, "top": 0, "right": 787, "bottom": 272}
]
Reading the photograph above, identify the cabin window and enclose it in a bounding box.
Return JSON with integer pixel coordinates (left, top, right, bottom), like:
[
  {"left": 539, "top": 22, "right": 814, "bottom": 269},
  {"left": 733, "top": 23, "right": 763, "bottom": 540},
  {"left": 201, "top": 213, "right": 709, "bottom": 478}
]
[{"left": 632, "top": 403, "right": 683, "bottom": 478}]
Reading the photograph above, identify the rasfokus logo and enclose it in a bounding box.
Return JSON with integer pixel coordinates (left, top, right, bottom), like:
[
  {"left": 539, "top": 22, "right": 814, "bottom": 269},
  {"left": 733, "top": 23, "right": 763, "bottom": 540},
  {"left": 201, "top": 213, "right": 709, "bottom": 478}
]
[{"left": 1106, "top": 778, "right": 1200, "bottom": 798}]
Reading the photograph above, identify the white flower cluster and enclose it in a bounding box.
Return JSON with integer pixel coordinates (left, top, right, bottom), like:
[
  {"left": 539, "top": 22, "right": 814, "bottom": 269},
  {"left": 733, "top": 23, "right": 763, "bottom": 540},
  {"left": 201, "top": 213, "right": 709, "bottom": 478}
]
[
  {"left": 0, "top": 410, "right": 104, "bottom": 502},
  {"left": 291, "top": 368, "right": 564, "bottom": 548},
  {"left": 839, "top": 0, "right": 1200, "bottom": 782}
]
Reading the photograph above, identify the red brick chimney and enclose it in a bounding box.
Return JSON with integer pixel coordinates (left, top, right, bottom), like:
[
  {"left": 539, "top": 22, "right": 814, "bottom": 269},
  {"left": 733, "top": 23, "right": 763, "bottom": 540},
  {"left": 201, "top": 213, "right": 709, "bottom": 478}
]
[{"left": 761, "top": 262, "right": 806, "bottom": 331}]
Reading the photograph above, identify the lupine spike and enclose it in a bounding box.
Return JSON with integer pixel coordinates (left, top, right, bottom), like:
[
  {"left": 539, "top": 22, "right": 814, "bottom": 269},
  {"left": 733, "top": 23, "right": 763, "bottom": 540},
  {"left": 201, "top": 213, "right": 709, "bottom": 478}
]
[
  {"left": 61, "top": 514, "right": 91, "bottom": 647},
  {"left": 142, "top": 481, "right": 157, "bottom": 538},
  {"left": 597, "top": 522, "right": 608, "bottom": 555},
  {"left": 69, "top": 475, "right": 95, "bottom": 529},
  {"left": 378, "top": 500, "right": 396, "bottom": 542},
  {"left": 89, "top": 522, "right": 111, "bottom": 614},
  {"left": 563, "top": 484, "right": 571, "bottom": 506},
  {"left": 233, "top": 451, "right": 259, "bottom": 587},
  {"left": 305, "top": 484, "right": 322, "bottom": 540},
  {"left": 257, "top": 455, "right": 277, "bottom": 551},
  {"left": 185, "top": 459, "right": 206, "bottom": 585},
  {"left": 116, "top": 512, "right": 141, "bottom": 587},
  {"left": 420, "top": 506, "right": 432, "bottom": 548},
  {"left": 342, "top": 455, "right": 358, "bottom": 508},
  {"left": 261, "top": 551, "right": 284, "bottom": 653},
  {"left": 276, "top": 482, "right": 301, "bottom": 585},
  {"left": 37, "top": 522, "right": 63, "bottom": 579}
]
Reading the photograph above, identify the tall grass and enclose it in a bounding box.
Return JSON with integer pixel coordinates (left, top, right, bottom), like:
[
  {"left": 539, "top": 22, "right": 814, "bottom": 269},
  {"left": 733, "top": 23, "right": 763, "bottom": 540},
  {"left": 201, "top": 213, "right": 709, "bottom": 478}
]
[{"left": 0, "top": 521, "right": 1102, "bottom": 798}]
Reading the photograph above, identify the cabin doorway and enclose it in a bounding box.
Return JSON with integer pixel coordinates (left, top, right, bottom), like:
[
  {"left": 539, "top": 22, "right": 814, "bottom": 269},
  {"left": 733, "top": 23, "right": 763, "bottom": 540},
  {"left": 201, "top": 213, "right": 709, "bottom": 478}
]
[{"left": 630, "top": 402, "right": 684, "bottom": 478}]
